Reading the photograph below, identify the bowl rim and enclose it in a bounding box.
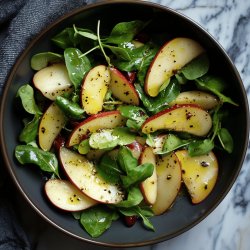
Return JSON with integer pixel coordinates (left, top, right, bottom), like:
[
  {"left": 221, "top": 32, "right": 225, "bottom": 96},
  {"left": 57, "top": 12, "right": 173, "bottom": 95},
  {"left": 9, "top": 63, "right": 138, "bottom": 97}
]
[{"left": 0, "top": 0, "right": 249, "bottom": 247}]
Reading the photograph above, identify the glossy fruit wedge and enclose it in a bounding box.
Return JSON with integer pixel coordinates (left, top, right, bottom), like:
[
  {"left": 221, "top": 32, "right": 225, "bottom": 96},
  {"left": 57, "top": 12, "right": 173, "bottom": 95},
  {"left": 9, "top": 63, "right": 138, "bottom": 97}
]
[
  {"left": 139, "top": 147, "right": 157, "bottom": 205},
  {"left": 45, "top": 179, "right": 97, "bottom": 211},
  {"left": 59, "top": 147, "right": 124, "bottom": 204},
  {"left": 152, "top": 153, "right": 182, "bottom": 215},
  {"left": 145, "top": 37, "right": 205, "bottom": 97},
  {"left": 67, "top": 111, "right": 126, "bottom": 146},
  {"left": 175, "top": 149, "right": 218, "bottom": 204},
  {"left": 81, "top": 65, "right": 110, "bottom": 115},
  {"left": 127, "top": 141, "right": 143, "bottom": 160},
  {"left": 109, "top": 67, "right": 139, "bottom": 105},
  {"left": 141, "top": 104, "right": 212, "bottom": 137},
  {"left": 38, "top": 102, "right": 67, "bottom": 151},
  {"left": 169, "top": 91, "right": 219, "bottom": 110},
  {"left": 33, "top": 63, "right": 73, "bottom": 100}
]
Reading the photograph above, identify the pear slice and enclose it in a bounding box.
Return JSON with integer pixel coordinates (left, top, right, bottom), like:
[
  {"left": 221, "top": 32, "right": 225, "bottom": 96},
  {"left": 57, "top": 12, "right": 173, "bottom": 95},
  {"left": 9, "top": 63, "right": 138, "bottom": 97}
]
[
  {"left": 59, "top": 147, "right": 124, "bottom": 204},
  {"left": 81, "top": 65, "right": 110, "bottom": 115},
  {"left": 67, "top": 111, "right": 126, "bottom": 147},
  {"left": 169, "top": 91, "right": 219, "bottom": 110},
  {"left": 139, "top": 147, "right": 157, "bottom": 205},
  {"left": 141, "top": 104, "right": 212, "bottom": 137},
  {"left": 33, "top": 63, "right": 73, "bottom": 100},
  {"left": 38, "top": 102, "right": 67, "bottom": 151},
  {"left": 109, "top": 67, "right": 139, "bottom": 105},
  {"left": 175, "top": 149, "right": 218, "bottom": 204},
  {"left": 45, "top": 179, "right": 97, "bottom": 211},
  {"left": 145, "top": 37, "right": 205, "bottom": 97},
  {"left": 152, "top": 153, "right": 182, "bottom": 215}
]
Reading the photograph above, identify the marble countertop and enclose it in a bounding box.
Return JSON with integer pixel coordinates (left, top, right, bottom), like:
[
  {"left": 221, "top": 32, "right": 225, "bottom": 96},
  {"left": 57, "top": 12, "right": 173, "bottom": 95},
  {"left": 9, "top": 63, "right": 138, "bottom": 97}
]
[{"left": 14, "top": 0, "right": 250, "bottom": 250}]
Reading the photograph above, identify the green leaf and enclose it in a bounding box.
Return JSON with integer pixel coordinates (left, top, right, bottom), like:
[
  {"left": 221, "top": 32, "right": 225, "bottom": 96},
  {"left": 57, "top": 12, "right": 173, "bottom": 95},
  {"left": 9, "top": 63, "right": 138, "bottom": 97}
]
[
  {"left": 80, "top": 205, "right": 119, "bottom": 238},
  {"left": 188, "top": 139, "right": 214, "bottom": 157},
  {"left": 195, "top": 75, "right": 238, "bottom": 106},
  {"left": 116, "top": 186, "right": 143, "bottom": 208},
  {"left": 78, "top": 139, "right": 91, "bottom": 155},
  {"left": 135, "top": 78, "right": 180, "bottom": 114},
  {"left": 159, "top": 134, "right": 191, "bottom": 154},
  {"left": 117, "top": 146, "right": 138, "bottom": 173},
  {"left": 118, "top": 146, "right": 154, "bottom": 188},
  {"left": 15, "top": 145, "right": 59, "bottom": 177},
  {"left": 51, "top": 28, "right": 76, "bottom": 49},
  {"left": 112, "top": 127, "right": 136, "bottom": 145},
  {"left": 64, "top": 48, "right": 91, "bottom": 90},
  {"left": 16, "top": 84, "right": 42, "bottom": 115},
  {"left": 181, "top": 54, "right": 210, "bottom": 80},
  {"left": 89, "top": 129, "right": 119, "bottom": 150},
  {"left": 30, "top": 52, "right": 63, "bottom": 71},
  {"left": 121, "top": 162, "right": 154, "bottom": 189},
  {"left": 135, "top": 206, "right": 155, "bottom": 231},
  {"left": 73, "top": 25, "right": 98, "bottom": 40},
  {"left": 119, "top": 205, "right": 155, "bottom": 231},
  {"left": 96, "top": 154, "right": 122, "bottom": 184},
  {"left": 55, "top": 95, "right": 85, "bottom": 120},
  {"left": 104, "top": 44, "right": 132, "bottom": 61},
  {"left": 106, "top": 20, "right": 145, "bottom": 44},
  {"left": 218, "top": 128, "right": 234, "bottom": 153},
  {"left": 51, "top": 27, "right": 95, "bottom": 49},
  {"left": 19, "top": 115, "right": 40, "bottom": 144},
  {"left": 175, "top": 73, "right": 188, "bottom": 84},
  {"left": 114, "top": 43, "right": 158, "bottom": 83},
  {"left": 118, "top": 105, "right": 148, "bottom": 129}
]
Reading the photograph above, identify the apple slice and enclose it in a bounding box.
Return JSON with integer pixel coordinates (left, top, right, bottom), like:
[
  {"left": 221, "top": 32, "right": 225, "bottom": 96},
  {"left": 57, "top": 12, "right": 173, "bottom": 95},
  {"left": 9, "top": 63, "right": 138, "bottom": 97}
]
[
  {"left": 169, "top": 91, "right": 219, "bottom": 110},
  {"left": 127, "top": 141, "right": 143, "bottom": 160},
  {"left": 141, "top": 104, "right": 212, "bottom": 137},
  {"left": 33, "top": 63, "right": 73, "bottom": 100},
  {"left": 145, "top": 37, "right": 205, "bottom": 97},
  {"left": 39, "top": 102, "right": 67, "bottom": 151},
  {"left": 45, "top": 179, "right": 97, "bottom": 211},
  {"left": 81, "top": 65, "right": 110, "bottom": 115},
  {"left": 59, "top": 147, "right": 124, "bottom": 204},
  {"left": 152, "top": 153, "right": 182, "bottom": 215},
  {"left": 150, "top": 134, "right": 168, "bottom": 154},
  {"left": 139, "top": 147, "right": 157, "bottom": 205},
  {"left": 109, "top": 67, "right": 139, "bottom": 105},
  {"left": 175, "top": 149, "right": 218, "bottom": 204},
  {"left": 67, "top": 110, "right": 126, "bottom": 147}
]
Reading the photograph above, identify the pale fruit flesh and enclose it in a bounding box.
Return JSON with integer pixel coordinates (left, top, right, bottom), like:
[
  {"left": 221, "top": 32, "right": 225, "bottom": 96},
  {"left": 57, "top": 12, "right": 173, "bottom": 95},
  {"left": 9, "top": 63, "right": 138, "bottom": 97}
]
[
  {"left": 33, "top": 63, "right": 73, "bottom": 100},
  {"left": 142, "top": 104, "right": 212, "bottom": 137},
  {"left": 39, "top": 102, "right": 67, "bottom": 151},
  {"left": 109, "top": 67, "right": 139, "bottom": 105},
  {"left": 145, "top": 37, "right": 205, "bottom": 97},
  {"left": 169, "top": 91, "right": 219, "bottom": 110},
  {"left": 175, "top": 149, "right": 218, "bottom": 204},
  {"left": 152, "top": 153, "right": 182, "bottom": 215},
  {"left": 67, "top": 111, "right": 126, "bottom": 147},
  {"left": 60, "top": 147, "right": 124, "bottom": 204},
  {"left": 81, "top": 65, "right": 111, "bottom": 115},
  {"left": 45, "top": 179, "right": 97, "bottom": 211},
  {"left": 139, "top": 147, "right": 157, "bottom": 205}
]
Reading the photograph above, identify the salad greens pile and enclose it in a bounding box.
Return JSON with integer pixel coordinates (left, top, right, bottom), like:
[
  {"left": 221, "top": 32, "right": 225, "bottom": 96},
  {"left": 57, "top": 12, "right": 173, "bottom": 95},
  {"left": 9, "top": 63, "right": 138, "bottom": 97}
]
[{"left": 14, "top": 20, "right": 237, "bottom": 237}]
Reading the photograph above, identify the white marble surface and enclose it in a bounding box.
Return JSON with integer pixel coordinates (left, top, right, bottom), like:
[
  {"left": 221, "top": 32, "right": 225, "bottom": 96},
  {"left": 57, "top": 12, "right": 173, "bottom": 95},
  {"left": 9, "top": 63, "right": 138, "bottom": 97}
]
[{"left": 17, "top": 0, "right": 250, "bottom": 249}]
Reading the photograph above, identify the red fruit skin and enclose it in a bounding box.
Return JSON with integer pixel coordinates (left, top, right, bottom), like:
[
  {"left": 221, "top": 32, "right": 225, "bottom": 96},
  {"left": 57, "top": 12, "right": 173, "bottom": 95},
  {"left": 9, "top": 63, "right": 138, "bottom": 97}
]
[
  {"left": 127, "top": 141, "right": 143, "bottom": 160},
  {"left": 124, "top": 71, "right": 137, "bottom": 84},
  {"left": 124, "top": 216, "right": 137, "bottom": 227},
  {"left": 53, "top": 134, "right": 66, "bottom": 152}
]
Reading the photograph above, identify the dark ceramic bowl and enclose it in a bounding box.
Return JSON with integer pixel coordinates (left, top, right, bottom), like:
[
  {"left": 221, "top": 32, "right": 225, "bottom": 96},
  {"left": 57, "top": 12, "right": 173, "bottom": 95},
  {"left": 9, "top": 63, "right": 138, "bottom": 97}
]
[{"left": 0, "top": 0, "right": 249, "bottom": 247}]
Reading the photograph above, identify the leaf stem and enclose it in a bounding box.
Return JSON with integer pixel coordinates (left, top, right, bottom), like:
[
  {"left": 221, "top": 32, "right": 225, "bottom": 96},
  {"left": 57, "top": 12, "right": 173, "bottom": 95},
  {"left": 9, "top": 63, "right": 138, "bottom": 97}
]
[
  {"left": 97, "top": 20, "right": 112, "bottom": 67},
  {"left": 79, "top": 45, "right": 99, "bottom": 58}
]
